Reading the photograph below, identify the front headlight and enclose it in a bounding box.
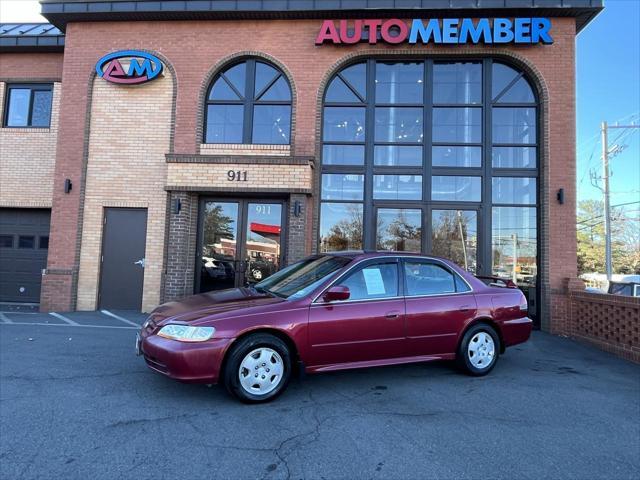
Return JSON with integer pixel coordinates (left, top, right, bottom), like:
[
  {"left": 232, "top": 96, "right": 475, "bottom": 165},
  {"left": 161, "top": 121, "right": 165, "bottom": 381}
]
[{"left": 157, "top": 324, "right": 215, "bottom": 342}]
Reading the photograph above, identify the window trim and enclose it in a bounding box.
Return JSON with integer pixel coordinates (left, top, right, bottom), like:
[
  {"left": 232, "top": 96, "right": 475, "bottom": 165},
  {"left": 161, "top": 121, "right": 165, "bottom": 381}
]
[
  {"left": 203, "top": 59, "right": 292, "bottom": 145},
  {"left": 3, "top": 83, "right": 53, "bottom": 128}
]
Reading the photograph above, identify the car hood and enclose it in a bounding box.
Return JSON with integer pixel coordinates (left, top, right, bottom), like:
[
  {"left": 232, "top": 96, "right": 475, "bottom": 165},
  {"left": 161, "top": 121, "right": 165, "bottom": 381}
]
[{"left": 150, "top": 288, "right": 286, "bottom": 325}]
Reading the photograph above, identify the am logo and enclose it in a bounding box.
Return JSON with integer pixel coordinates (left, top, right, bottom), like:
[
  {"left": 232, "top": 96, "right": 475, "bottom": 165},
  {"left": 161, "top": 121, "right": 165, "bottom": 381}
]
[{"left": 96, "top": 50, "right": 163, "bottom": 85}]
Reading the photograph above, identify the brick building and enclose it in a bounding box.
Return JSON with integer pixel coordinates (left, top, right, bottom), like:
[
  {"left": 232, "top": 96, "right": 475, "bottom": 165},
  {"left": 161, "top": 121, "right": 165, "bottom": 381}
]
[{"left": 0, "top": 0, "right": 603, "bottom": 333}]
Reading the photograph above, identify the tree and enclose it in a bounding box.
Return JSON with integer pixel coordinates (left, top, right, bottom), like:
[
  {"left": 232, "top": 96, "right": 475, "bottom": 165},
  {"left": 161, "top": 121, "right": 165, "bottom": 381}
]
[{"left": 577, "top": 199, "right": 640, "bottom": 275}]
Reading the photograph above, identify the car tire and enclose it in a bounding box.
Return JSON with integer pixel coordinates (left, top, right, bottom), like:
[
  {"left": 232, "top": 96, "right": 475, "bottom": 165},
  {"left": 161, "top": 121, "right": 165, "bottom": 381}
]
[
  {"left": 223, "top": 333, "right": 292, "bottom": 403},
  {"left": 456, "top": 323, "right": 500, "bottom": 376}
]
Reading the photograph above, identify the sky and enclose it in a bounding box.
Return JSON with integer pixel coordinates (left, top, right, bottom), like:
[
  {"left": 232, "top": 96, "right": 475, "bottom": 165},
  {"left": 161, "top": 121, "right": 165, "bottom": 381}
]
[{"left": 1, "top": 0, "right": 639, "bottom": 211}]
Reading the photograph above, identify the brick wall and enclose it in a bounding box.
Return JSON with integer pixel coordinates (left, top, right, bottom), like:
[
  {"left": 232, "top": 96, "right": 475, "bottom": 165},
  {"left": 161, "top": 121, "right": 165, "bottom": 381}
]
[
  {"left": 164, "top": 191, "right": 198, "bottom": 302},
  {"left": 40, "top": 18, "right": 579, "bottom": 325},
  {"left": 568, "top": 290, "right": 640, "bottom": 363},
  {"left": 0, "top": 82, "right": 60, "bottom": 208},
  {"left": 74, "top": 73, "right": 173, "bottom": 312}
]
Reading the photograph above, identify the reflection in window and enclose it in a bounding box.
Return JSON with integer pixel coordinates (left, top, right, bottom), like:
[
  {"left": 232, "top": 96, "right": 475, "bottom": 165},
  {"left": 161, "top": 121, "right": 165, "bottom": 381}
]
[
  {"left": 340, "top": 263, "right": 399, "bottom": 300},
  {"left": 321, "top": 174, "right": 364, "bottom": 200},
  {"left": 200, "top": 202, "right": 238, "bottom": 292},
  {"left": 374, "top": 107, "right": 423, "bottom": 143},
  {"left": 373, "top": 175, "right": 422, "bottom": 200},
  {"left": 432, "top": 146, "right": 481, "bottom": 168},
  {"left": 492, "top": 63, "right": 535, "bottom": 103},
  {"left": 432, "top": 107, "right": 482, "bottom": 143},
  {"left": 432, "top": 210, "right": 477, "bottom": 273},
  {"left": 375, "top": 62, "right": 423, "bottom": 104},
  {"left": 492, "top": 107, "right": 536, "bottom": 144},
  {"left": 432, "top": 176, "right": 481, "bottom": 202},
  {"left": 376, "top": 208, "right": 422, "bottom": 252},
  {"left": 323, "top": 107, "right": 366, "bottom": 142},
  {"left": 322, "top": 145, "right": 365, "bottom": 165},
  {"left": 319, "top": 203, "right": 363, "bottom": 252},
  {"left": 244, "top": 203, "right": 282, "bottom": 284},
  {"left": 492, "top": 177, "right": 537, "bottom": 205},
  {"left": 492, "top": 207, "right": 537, "bottom": 287},
  {"left": 492, "top": 146, "right": 536, "bottom": 169},
  {"left": 374, "top": 145, "right": 422, "bottom": 166},
  {"left": 433, "top": 62, "right": 481, "bottom": 105},
  {"left": 204, "top": 59, "right": 292, "bottom": 144}
]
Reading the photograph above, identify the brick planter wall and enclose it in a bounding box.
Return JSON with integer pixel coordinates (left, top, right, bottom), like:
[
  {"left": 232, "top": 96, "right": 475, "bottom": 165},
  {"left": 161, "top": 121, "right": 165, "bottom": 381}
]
[{"left": 568, "top": 290, "right": 640, "bottom": 363}]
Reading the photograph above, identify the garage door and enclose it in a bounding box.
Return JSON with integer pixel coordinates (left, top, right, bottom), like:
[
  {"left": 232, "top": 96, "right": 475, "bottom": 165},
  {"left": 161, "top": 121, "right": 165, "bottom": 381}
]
[{"left": 0, "top": 209, "right": 51, "bottom": 303}]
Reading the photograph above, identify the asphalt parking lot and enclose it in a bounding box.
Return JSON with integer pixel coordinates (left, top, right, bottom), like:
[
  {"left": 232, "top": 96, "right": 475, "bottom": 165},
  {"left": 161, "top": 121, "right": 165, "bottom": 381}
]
[{"left": 1, "top": 310, "right": 639, "bottom": 480}]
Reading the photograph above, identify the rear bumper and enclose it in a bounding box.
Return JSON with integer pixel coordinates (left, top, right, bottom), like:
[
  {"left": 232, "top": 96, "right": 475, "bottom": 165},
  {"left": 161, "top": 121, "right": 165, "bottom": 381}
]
[
  {"left": 140, "top": 334, "right": 231, "bottom": 384},
  {"left": 501, "top": 317, "right": 533, "bottom": 347}
]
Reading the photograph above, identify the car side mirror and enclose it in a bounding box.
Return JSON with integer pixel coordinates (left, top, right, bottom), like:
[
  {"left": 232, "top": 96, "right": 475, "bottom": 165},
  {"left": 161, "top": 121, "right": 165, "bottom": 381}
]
[{"left": 323, "top": 285, "right": 350, "bottom": 302}]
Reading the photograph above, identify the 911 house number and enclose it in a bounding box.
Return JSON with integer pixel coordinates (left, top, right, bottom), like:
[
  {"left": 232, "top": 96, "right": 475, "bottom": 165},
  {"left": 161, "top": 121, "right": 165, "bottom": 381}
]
[{"left": 227, "top": 170, "right": 248, "bottom": 182}]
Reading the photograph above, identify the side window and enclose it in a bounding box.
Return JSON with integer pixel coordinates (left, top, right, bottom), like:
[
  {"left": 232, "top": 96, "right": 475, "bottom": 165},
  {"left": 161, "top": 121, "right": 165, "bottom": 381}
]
[
  {"left": 404, "top": 261, "right": 467, "bottom": 296},
  {"left": 337, "top": 262, "right": 398, "bottom": 301}
]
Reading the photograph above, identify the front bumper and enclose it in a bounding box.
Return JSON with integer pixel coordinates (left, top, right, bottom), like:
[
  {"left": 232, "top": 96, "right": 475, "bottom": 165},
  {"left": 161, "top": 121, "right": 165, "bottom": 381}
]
[{"left": 139, "top": 333, "right": 232, "bottom": 384}]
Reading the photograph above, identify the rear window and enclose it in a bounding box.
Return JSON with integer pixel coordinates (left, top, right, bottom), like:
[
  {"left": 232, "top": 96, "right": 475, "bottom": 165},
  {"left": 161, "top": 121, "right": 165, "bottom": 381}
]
[{"left": 404, "top": 261, "right": 470, "bottom": 296}]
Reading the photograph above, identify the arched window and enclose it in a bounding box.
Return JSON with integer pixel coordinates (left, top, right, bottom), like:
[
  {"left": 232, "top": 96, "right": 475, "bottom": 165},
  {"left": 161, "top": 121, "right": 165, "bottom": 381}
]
[
  {"left": 319, "top": 59, "right": 539, "bottom": 310},
  {"left": 204, "top": 59, "right": 292, "bottom": 145}
]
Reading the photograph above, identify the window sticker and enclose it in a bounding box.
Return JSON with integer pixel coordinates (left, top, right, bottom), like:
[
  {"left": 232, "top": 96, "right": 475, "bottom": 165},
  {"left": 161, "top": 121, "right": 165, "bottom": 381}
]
[{"left": 362, "top": 267, "right": 386, "bottom": 295}]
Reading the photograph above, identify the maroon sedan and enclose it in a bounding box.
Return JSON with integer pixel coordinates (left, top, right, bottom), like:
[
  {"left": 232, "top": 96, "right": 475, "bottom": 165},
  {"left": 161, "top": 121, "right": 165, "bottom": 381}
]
[{"left": 137, "top": 252, "right": 532, "bottom": 403}]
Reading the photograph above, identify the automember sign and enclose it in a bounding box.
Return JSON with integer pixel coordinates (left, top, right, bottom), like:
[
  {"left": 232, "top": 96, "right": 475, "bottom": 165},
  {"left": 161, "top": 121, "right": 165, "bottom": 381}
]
[{"left": 315, "top": 18, "right": 553, "bottom": 45}]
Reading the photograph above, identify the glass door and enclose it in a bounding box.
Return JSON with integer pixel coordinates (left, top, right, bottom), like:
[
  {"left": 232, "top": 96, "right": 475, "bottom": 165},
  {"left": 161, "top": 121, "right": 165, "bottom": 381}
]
[{"left": 197, "top": 199, "right": 285, "bottom": 293}]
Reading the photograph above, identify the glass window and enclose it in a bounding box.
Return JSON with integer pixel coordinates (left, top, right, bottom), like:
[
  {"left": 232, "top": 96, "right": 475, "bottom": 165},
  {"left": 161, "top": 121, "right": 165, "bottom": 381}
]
[
  {"left": 319, "top": 203, "right": 363, "bottom": 252},
  {"left": 338, "top": 263, "right": 399, "bottom": 301},
  {"left": 492, "top": 107, "right": 536, "bottom": 144},
  {"left": 18, "top": 236, "right": 35, "bottom": 249},
  {"left": 321, "top": 174, "right": 364, "bottom": 200},
  {"left": 5, "top": 85, "right": 53, "bottom": 128},
  {"left": 375, "top": 62, "right": 423, "bottom": 104},
  {"left": 432, "top": 146, "right": 481, "bottom": 168},
  {"left": 326, "top": 76, "right": 361, "bottom": 103},
  {"left": 0, "top": 235, "right": 13, "bottom": 248},
  {"left": 433, "top": 62, "right": 481, "bottom": 105},
  {"left": 374, "top": 145, "right": 422, "bottom": 166},
  {"left": 492, "top": 177, "right": 537, "bottom": 204},
  {"left": 492, "top": 146, "right": 536, "bottom": 169},
  {"left": 404, "top": 262, "right": 456, "bottom": 296},
  {"left": 497, "top": 77, "right": 535, "bottom": 103},
  {"left": 204, "top": 59, "right": 292, "bottom": 144},
  {"left": 373, "top": 175, "right": 422, "bottom": 200},
  {"left": 323, "top": 107, "right": 366, "bottom": 142},
  {"left": 376, "top": 208, "right": 422, "bottom": 252},
  {"left": 432, "top": 176, "right": 481, "bottom": 202},
  {"left": 39, "top": 236, "right": 49, "bottom": 250},
  {"left": 491, "top": 63, "right": 519, "bottom": 101},
  {"left": 205, "top": 104, "right": 243, "bottom": 143},
  {"left": 492, "top": 207, "right": 537, "bottom": 287},
  {"left": 322, "top": 145, "right": 365, "bottom": 166},
  {"left": 252, "top": 105, "right": 291, "bottom": 144},
  {"left": 433, "top": 107, "right": 481, "bottom": 143},
  {"left": 340, "top": 63, "right": 367, "bottom": 99},
  {"left": 375, "top": 107, "right": 423, "bottom": 143},
  {"left": 432, "top": 210, "right": 478, "bottom": 273}
]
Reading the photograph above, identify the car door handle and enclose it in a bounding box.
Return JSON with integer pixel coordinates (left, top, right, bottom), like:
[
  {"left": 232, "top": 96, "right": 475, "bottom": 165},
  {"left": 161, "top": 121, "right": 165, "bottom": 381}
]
[
  {"left": 458, "top": 305, "right": 471, "bottom": 312},
  {"left": 385, "top": 311, "right": 400, "bottom": 319}
]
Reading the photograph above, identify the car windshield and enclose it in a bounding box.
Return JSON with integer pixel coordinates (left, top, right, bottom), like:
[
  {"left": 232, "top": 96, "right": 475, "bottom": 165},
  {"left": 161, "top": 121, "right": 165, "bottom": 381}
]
[{"left": 254, "top": 255, "right": 352, "bottom": 299}]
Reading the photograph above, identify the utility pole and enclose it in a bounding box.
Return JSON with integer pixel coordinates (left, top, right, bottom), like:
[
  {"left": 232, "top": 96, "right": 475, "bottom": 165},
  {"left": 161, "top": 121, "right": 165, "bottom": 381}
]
[{"left": 600, "top": 121, "right": 612, "bottom": 281}]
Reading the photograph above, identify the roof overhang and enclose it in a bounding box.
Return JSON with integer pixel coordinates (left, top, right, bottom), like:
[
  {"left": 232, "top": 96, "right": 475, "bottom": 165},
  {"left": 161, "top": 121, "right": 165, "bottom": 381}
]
[{"left": 41, "top": 0, "right": 603, "bottom": 33}]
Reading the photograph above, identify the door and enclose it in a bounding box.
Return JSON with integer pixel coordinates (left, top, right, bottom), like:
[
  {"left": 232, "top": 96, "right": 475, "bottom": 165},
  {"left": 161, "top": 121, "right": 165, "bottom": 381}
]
[
  {"left": 402, "top": 259, "right": 477, "bottom": 356},
  {"left": 0, "top": 208, "right": 50, "bottom": 303},
  {"left": 98, "top": 208, "right": 147, "bottom": 310},
  {"left": 197, "top": 199, "right": 284, "bottom": 293},
  {"left": 307, "top": 259, "right": 406, "bottom": 366}
]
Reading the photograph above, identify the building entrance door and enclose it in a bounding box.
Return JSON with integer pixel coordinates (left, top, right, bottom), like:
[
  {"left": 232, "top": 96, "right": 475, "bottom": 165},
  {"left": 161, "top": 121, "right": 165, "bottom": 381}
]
[{"left": 196, "top": 199, "right": 285, "bottom": 293}]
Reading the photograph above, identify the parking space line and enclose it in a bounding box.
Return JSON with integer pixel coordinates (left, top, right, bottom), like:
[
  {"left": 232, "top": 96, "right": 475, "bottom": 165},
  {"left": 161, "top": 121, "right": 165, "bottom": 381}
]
[
  {"left": 0, "top": 312, "right": 13, "bottom": 324},
  {"left": 0, "top": 322, "right": 138, "bottom": 330},
  {"left": 100, "top": 310, "right": 141, "bottom": 327},
  {"left": 49, "top": 312, "right": 79, "bottom": 326}
]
